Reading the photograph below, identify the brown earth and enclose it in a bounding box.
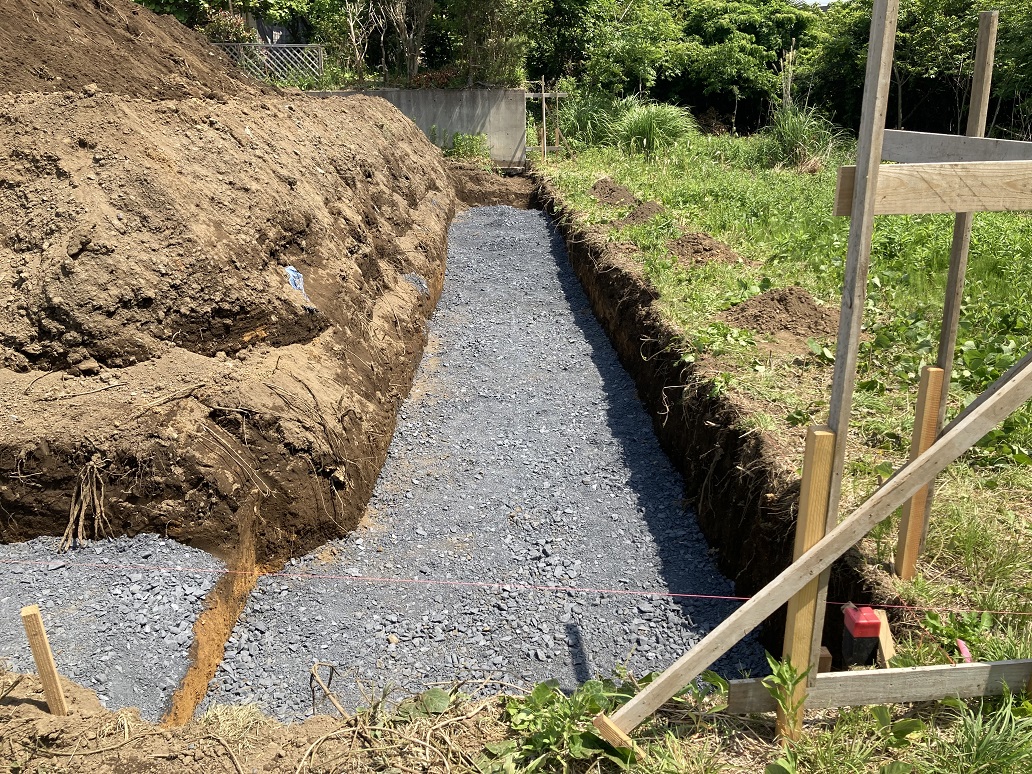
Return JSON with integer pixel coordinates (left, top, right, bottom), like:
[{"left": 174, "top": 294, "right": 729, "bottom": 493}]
[
  {"left": 448, "top": 162, "right": 536, "bottom": 208},
  {"left": 0, "top": 0, "right": 260, "bottom": 99},
  {"left": 615, "top": 200, "right": 665, "bottom": 228},
  {"left": 667, "top": 232, "right": 744, "bottom": 267},
  {"left": 589, "top": 177, "right": 637, "bottom": 207},
  {"left": 722, "top": 286, "right": 839, "bottom": 343}
]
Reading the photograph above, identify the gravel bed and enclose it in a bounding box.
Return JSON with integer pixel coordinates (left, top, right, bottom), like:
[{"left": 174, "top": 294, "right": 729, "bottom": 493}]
[
  {"left": 207, "top": 206, "right": 765, "bottom": 720},
  {"left": 0, "top": 535, "right": 221, "bottom": 721}
]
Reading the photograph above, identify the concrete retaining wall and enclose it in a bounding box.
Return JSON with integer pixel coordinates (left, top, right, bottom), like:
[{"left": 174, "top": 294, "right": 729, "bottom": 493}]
[{"left": 313, "top": 88, "right": 526, "bottom": 168}]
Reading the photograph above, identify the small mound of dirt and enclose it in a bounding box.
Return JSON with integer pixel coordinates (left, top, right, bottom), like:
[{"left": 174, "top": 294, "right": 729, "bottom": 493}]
[
  {"left": 2, "top": 0, "right": 258, "bottom": 99},
  {"left": 668, "top": 232, "right": 744, "bottom": 266},
  {"left": 589, "top": 177, "right": 637, "bottom": 206},
  {"left": 722, "top": 286, "right": 838, "bottom": 339},
  {"left": 616, "top": 200, "right": 665, "bottom": 228},
  {"left": 448, "top": 161, "right": 536, "bottom": 208}
]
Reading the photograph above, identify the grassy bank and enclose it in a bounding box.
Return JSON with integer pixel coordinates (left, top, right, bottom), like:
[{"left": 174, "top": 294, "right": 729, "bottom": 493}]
[{"left": 540, "top": 134, "right": 1032, "bottom": 685}]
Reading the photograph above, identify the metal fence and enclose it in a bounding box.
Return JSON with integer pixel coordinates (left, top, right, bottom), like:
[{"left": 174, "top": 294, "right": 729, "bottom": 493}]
[{"left": 212, "top": 43, "right": 324, "bottom": 82}]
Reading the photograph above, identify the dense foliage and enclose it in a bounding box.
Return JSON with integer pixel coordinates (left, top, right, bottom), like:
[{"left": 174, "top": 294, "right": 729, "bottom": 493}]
[{"left": 138, "top": 0, "right": 1032, "bottom": 137}]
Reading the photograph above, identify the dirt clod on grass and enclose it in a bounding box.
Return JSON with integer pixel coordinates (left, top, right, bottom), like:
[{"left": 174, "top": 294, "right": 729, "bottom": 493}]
[
  {"left": 616, "top": 200, "right": 666, "bottom": 228},
  {"left": 667, "top": 232, "right": 745, "bottom": 267},
  {"left": 589, "top": 176, "right": 638, "bottom": 206},
  {"left": 722, "top": 286, "right": 839, "bottom": 340}
]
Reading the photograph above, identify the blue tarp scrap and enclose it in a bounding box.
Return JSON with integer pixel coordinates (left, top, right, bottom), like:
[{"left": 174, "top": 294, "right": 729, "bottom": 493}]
[{"left": 284, "top": 265, "right": 317, "bottom": 311}]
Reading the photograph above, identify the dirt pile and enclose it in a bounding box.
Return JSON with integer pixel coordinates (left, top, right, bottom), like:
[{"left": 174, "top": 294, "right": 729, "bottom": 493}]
[
  {"left": 616, "top": 200, "right": 665, "bottom": 228},
  {"left": 1, "top": 0, "right": 257, "bottom": 99},
  {"left": 589, "top": 177, "right": 637, "bottom": 206},
  {"left": 722, "top": 286, "right": 838, "bottom": 340},
  {"left": 667, "top": 232, "right": 744, "bottom": 267},
  {"left": 0, "top": 88, "right": 455, "bottom": 566}
]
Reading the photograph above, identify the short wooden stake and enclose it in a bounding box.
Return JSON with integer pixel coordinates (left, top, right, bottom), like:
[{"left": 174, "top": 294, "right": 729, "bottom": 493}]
[
  {"left": 874, "top": 609, "right": 895, "bottom": 668},
  {"left": 818, "top": 647, "right": 833, "bottom": 673},
  {"left": 20, "top": 604, "right": 68, "bottom": 716},
  {"left": 895, "top": 366, "right": 945, "bottom": 579},
  {"left": 777, "top": 426, "right": 835, "bottom": 741}
]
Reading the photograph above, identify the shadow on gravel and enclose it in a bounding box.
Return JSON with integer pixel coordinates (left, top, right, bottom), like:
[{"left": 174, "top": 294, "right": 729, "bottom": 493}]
[{"left": 541, "top": 216, "right": 759, "bottom": 677}]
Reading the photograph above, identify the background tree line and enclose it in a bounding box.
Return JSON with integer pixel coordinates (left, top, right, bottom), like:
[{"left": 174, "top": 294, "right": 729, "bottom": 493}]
[{"left": 138, "top": 0, "right": 1032, "bottom": 139}]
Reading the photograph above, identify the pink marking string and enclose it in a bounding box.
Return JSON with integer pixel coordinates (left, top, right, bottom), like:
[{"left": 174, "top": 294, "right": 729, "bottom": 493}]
[{"left": 1, "top": 556, "right": 1030, "bottom": 618}]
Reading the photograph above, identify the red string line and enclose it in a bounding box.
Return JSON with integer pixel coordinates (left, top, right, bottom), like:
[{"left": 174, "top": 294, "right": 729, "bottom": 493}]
[{"left": 1, "top": 556, "right": 1030, "bottom": 619}]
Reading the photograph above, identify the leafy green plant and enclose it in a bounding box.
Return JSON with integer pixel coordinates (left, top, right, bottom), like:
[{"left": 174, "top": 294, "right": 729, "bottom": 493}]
[
  {"left": 761, "top": 652, "right": 811, "bottom": 740},
  {"left": 201, "top": 11, "right": 257, "bottom": 44},
  {"left": 760, "top": 103, "right": 842, "bottom": 172},
  {"left": 484, "top": 679, "right": 633, "bottom": 773},
  {"left": 607, "top": 101, "right": 696, "bottom": 160},
  {"left": 446, "top": 132, "right": 492, "bottom": 163}
]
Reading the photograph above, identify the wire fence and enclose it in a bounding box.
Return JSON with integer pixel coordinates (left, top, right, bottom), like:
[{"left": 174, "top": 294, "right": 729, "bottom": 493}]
[{"left": 212, "top": 43, "right": 325, "bottom": 82}]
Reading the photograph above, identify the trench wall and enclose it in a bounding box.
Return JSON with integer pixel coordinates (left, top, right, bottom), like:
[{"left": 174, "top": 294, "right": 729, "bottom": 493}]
[
  {"left": 313, "top": 88, "right": 526, "bottom": 168},
  {"left": 534, "top": 179, "right": 871, "bottom": 657}
]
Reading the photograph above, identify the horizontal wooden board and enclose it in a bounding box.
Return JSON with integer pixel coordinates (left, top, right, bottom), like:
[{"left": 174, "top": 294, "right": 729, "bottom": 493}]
[
  {"left": 835, "top": 161, "right": 1032, "bottom": 215},
  {"left": 882, "top": 130, "right": 1032, "bottom": 163},
  {"left": 725, "top": 659, "right": 1032, "bottom": 714}
]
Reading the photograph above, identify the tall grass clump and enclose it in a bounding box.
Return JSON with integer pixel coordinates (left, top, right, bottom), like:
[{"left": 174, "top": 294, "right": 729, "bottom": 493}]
[
  {"left": 761, "top": 103, "right": 842, "bottom": 172},
  {"left": 607, "top": 100, "right": 697, "bottom": 160},
  {"left": 556, "top": 88, "right": 624, "bottom": 149}
]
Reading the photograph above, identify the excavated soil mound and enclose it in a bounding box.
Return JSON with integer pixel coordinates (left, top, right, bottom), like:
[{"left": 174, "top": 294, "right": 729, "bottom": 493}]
[
  {"left": 0, "top": 89, "right": 455, "bottom": 566},
  {"left": 722, "top": 286, "right": 838, "bottom": 339},
  {"left": 668, "top": 232, "right": 744, "bottom": 266},
  {"left": 616, "top": 200, "right": 665, "bottom": 227},
  {"left": 1, "top": 0, "right": 257, "bottom": 99},
  {"left": 589, "top": 177, "right": 637, "bottom": 206}
]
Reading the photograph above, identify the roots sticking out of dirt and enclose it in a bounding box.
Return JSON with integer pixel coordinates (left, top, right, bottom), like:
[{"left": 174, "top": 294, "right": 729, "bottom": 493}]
[{"left": 0, "top": 88, "right": 455, "bottom": 569}]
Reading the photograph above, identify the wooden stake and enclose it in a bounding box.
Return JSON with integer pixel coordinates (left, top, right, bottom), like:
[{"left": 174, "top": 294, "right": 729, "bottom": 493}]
[
  {"left": 920, "top": 10, "right": 999, "bottom": 552},
  {"left": 540, "top": 77, "right": 547, "bottom": 162},
  {"left": 895, "top": 366, "right": 945, "bottom": 578},
  {"left": 594, "top": 348, "right": 1032, "bottom": 738},
  {"left": 813, "top": 0, "right": 900, "bottom": 680},
  {"left": 20, "top": 605, "right": 68, "bottom": 716},
  {"left": 874, "top": 609, "right": 896, "bottom": 668},
  {"left": 777, "top": 426, "right": 835, "bottom": 741}
]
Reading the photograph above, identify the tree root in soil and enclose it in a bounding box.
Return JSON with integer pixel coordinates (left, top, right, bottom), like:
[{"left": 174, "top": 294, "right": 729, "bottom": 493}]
[{"left": 59, "top": 455, "right": 112, "bottom": 552}]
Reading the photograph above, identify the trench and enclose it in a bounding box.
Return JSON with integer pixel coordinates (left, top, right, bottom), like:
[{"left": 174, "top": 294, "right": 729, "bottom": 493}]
[{"left": 0, "top": 177, "right": 858, "bottom": 722}]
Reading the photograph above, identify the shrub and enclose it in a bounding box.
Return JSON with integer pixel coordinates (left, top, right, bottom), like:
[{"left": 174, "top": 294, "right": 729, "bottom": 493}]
[
  {"left": 607, "top": 100, "right": 696, "bottom": 160},
  {"left": 760, "top": 103, "right": 842, "bottom": 172},
  {"left": 201, "top": 11, "right": 258, "bottom": 45},
  {"left": 445, "top": 132, "right": 491, "bottom": 163}
]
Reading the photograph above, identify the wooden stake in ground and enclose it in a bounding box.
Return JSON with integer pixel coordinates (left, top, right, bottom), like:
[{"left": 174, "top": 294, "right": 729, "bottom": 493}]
[
  {"left": 20, "top": 605, "right": 68, "bottom": 716},
  {"left": 919, "top": 10, "right": 999, "bottom": 553},
  {"left": 895, "top": 366, "right": 945, "bottom": 578},
  {"left": 810, "top": 0, "right": 900, "bottom": 672},
  {"left": 540, "top": 77, "right": 547, "bottom": 162},
  {"left": 777, "top": 425, "right": 835, "bottom": 741}
]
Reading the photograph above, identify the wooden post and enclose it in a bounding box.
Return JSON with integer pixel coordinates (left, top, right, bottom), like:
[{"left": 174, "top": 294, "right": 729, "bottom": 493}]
[
  {"left": 777, "top": 426, "right": 835, "bottom": 741},
  {"left": 919, "top": 11, "right": 999, "bottom": 551},
  {"left": 895, "top": 366, "right": 945, "bottom": 578},
  {"left": 540, "top": 77, "right": 547, "bottom": 162},
  {"left": 20, "top": 605, "right": 68, "bottom": 716},
  {"left": 554, "top": 91, "right": 560, "bottom": 151},
  {"left": 811, "top": 0, "right": 900, "bottom": 675},
  {"left": 591, "top": 348, "right": 1032, "bottom": 742}
]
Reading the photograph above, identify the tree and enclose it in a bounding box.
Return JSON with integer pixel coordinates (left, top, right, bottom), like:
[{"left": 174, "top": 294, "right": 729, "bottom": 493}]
[
  {"left": 383, "top": 0, "right": 434, "bottom": 81},
  {"left": 582, "top": 0, "right": 686, "bottom": 94},
  {"left": 442, "top": 0, "right": 543, "bottom": 86}
]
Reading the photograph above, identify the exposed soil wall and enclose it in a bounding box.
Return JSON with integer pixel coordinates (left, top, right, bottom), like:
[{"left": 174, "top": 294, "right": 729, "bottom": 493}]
[{"left": 535, "top": 178, "right": 870, "bottom": 654}]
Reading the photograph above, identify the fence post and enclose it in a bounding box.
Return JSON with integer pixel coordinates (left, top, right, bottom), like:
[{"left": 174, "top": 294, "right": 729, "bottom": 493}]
[
  {"left": 777, "top": 426, "right": 835, "bottom": 741},
  {"left": 21, "top": 605, "right": 68, "bottom": 716}
]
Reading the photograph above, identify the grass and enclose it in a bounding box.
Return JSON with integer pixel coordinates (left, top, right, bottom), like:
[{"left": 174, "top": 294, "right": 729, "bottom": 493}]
[{"left": 536, "top": 130, "right": 1032, "bottom": 768}]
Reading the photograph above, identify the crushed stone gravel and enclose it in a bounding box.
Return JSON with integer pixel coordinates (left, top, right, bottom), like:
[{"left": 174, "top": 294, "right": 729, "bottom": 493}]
[
  {"left": 0, "top": 535, "right": 222, "bottom": 721},
  {"left": 206, "top": 206, "right": 765, "bottom": 720}
]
